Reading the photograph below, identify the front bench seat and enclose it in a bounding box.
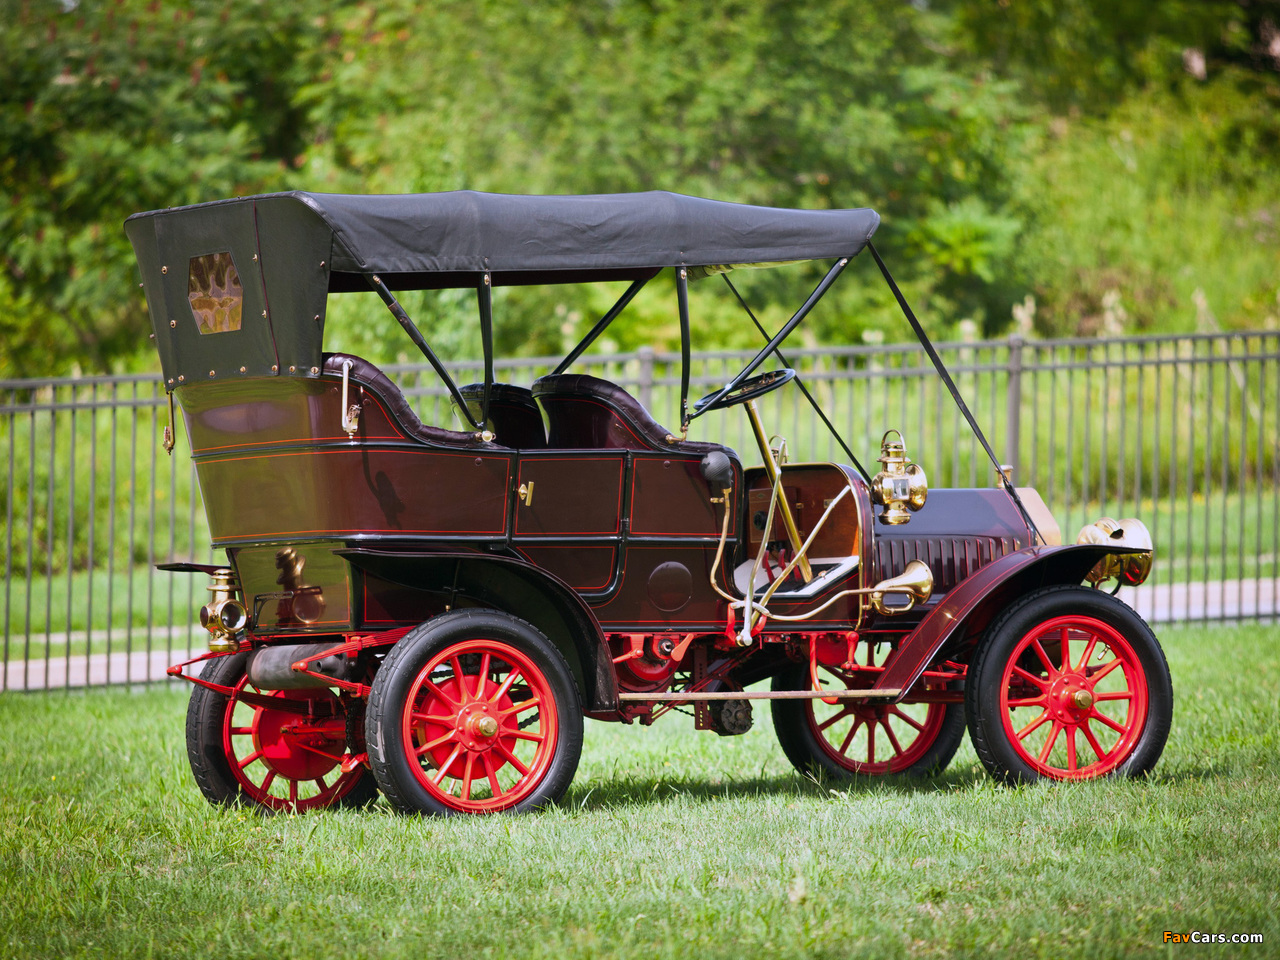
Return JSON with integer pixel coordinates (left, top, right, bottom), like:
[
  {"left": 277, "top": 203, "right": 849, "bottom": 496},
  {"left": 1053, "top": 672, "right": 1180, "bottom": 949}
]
[
  {"left": 531, "top": 373, "right": 734, "bottom": 458},
  {"left": 322, "top": 353, "right": 490, "bottom": 449},
  {"left": 456, "top": 382, "right": 547, "bottom": 448}
]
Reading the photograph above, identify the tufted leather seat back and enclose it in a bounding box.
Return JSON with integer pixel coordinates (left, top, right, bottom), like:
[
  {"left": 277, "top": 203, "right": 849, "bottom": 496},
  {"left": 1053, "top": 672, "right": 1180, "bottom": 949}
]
[{"left": 456, "top": 382, "right": 547, "bottom": 448}]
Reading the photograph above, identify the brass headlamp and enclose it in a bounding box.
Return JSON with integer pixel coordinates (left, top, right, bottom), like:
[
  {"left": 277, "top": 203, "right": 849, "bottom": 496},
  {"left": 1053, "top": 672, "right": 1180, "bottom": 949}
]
[
  {"left": 200, "top": 568, "right": 247, "bottom": 653},
  {"left": 870, "top": 429, "right": 928, "bottom": 524},
  {"left": 1076, "top": 517, "right": 1154, "bottom": 586}
]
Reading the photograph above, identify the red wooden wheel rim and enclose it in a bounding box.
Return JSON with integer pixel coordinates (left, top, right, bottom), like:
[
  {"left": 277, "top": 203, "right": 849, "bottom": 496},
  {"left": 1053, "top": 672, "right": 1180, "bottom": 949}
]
[
  {"left": 805, "top": 663, "right": 949, "bottom": 775},
  {"left": 400, "top": 638, "right": 560, "bottom": 813},
  {"left": 998, "top": 615, "right": 1149, "bottom": 780},
  {"left": 222, "top": 676, "right": 366, "bottom": 811}
]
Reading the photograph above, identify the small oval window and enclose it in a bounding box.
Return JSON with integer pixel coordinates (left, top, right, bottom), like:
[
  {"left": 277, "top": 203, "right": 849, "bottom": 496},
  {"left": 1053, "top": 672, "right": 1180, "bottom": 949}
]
[{"left": 188, "top": 252, "right": 243, "bottom": 334}]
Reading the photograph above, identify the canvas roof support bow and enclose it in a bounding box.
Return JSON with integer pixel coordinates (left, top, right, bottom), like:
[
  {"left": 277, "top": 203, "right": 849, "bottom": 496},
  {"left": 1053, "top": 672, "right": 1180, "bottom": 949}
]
[
  {"left": 866, "top": 241, "right": 1044, "bottom": 545},
  {"left": 721, "top": 274, "right": 872, "bottom": 483},
  {"left": 553, "top": 276, "right": 651, "bottom": 376},
  {"left": 367, "top": 273, "right": 484, "bottom": 432},
  {"left": 687, "top": 256, "right": 851, "bottom": 421}
]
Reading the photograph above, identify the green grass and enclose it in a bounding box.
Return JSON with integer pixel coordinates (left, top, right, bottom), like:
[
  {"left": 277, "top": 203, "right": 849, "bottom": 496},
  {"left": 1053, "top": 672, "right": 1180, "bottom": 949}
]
[{"left": 1, "top": 623, "right": 1277, "bottom": 959}]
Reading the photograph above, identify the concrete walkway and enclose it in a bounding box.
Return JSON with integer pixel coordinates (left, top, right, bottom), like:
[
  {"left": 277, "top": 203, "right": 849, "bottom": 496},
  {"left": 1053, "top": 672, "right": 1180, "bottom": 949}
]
[{"left": 2, "top": 579, "right": 1276, "bottom": 691}]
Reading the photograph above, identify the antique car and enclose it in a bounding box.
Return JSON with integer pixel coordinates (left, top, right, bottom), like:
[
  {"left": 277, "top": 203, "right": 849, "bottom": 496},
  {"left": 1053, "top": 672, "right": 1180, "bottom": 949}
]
[{"left": 125, "top": 190, "right": 1172, "bottom": 815}]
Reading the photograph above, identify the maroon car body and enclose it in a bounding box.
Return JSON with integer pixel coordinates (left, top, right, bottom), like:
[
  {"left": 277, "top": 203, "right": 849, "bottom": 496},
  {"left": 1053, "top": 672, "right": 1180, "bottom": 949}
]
[{"left": 127, "top": 190, "right": 1171, "bottom": 815}]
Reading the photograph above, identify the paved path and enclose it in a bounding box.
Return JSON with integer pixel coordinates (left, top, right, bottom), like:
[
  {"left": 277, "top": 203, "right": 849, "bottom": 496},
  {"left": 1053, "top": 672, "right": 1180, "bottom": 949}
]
[{"left": 2, "top": 579, "right": 1276, "bottom": 691}]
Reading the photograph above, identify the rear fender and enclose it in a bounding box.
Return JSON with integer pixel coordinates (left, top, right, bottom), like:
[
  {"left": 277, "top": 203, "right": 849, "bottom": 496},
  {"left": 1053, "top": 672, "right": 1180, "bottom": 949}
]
[
  {"left": 867, "top": 545, "right": 1141, "bottom": 701},
  {"left": 338, "top": 548, "right": 617, "bottom": 711}
]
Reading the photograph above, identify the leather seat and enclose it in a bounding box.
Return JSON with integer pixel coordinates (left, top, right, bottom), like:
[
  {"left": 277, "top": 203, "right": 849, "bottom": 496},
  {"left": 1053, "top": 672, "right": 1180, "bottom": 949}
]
[
  {"left": 456, "top": 382, "right": 547, "bottom": 448},
  {"left": 322, "top": 353, "right": 490, "bottom": 448},
  {"left": 532, "top": 373, "right": 735, "bottom": 458}
]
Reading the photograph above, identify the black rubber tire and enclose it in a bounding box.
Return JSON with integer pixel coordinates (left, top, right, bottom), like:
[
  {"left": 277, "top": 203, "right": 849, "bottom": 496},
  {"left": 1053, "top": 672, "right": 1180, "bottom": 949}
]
[
  {"left": 770, "top": 661, "right": 966, "bottom": 780},
  {"left": 365, "top": 610, "right": 583, "bottom": 816},
  {"left": 185, "top": 651, "right": 380, "bottom": 811},
  {"left": 965, "top": 584, "right": 1173, "bottom": 785}
]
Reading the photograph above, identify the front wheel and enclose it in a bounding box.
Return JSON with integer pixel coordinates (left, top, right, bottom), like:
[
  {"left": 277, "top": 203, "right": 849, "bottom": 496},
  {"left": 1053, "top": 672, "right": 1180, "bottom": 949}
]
[
  {"left": 966, "top": 585, "right": 1173, "bottom": 784},
  {"left": 366, "top": 610, "right": 583, "bottom": 815},
  {"left": 771, "top": 659, "right": 966, "bottom": 779}
]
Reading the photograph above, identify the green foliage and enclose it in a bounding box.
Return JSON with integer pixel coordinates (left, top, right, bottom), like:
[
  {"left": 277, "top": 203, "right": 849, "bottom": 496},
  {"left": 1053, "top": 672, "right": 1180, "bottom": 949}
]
[
  {"left": 1011, "top": 78, "right": 1280, "bottom": 337},
  {"left": 0, "top": 0, "right": 340, "bottom": 377},
  {"left": 1, "top": 0, "right": 1278, "bottom": 376}
]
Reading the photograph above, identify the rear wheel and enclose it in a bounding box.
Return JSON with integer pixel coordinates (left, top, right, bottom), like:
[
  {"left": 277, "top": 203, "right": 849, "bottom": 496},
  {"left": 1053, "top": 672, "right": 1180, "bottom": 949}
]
[
  {"left": 185, "top": 652, "right": 379, "bottom": 812},
  {"left": 966, "top": 585, "right": 1172, "bottom": 784},
  {"left": 366, "top": 610, "right": 583, "bottom": 815},
  {"left": 771, "top": 656, "right": 965, "bottom": 779}
]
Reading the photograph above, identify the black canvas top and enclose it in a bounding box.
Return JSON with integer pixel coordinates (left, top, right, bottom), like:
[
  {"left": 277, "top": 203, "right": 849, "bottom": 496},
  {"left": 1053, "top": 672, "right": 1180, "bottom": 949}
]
[
  {"left": 127, "top": 190, "right": 880, "bottom": 287},
  {"left": 124, "top": 190, "right": 878, "bottom": 387}
]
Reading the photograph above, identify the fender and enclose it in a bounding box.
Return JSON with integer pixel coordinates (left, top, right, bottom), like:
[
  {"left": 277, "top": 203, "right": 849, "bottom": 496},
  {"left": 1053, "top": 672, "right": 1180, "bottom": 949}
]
[
  {"left": 336, "top": 547, "right": 618, "bottom": 711},
  {"left": 865, "top": 544, "right": 1144, "bottom": 702}
]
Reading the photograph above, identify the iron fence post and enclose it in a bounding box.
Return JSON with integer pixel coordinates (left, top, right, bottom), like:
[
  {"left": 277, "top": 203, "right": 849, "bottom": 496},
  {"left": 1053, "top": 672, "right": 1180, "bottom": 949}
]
[
  {"left": 637, "top": 346, "right": 655, "bottom": 412},
  {"left": 1005, "top": 334, "right": 1024, "bottom": 483}
]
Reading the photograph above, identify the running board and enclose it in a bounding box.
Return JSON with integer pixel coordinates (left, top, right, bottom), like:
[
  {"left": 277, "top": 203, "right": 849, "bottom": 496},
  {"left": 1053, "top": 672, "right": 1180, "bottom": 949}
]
[{"left": 618, "top": 688, "right": 901, "bottom": 702}]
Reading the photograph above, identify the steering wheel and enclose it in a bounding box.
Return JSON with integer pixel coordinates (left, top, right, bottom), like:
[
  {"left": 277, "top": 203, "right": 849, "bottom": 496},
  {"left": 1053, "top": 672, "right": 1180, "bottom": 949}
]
[{"left": 693, "top": 368, "right": 796, "bottom": 414}]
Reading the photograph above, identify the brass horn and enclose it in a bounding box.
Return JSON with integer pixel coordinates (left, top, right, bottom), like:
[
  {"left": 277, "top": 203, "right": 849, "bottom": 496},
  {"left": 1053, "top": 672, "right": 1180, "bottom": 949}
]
[{"left": 869, "top": 559, "right": 934, "bottom": 616}]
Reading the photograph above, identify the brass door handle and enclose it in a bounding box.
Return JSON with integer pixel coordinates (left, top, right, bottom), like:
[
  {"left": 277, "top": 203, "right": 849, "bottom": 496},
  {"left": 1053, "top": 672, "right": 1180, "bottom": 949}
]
[{"left": 518, "top": 482, "right": 535, "bottom": 506}]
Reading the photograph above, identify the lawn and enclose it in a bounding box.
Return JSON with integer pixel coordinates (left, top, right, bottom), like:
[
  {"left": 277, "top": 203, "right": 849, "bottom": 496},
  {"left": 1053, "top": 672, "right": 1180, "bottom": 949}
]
[{"left": 0, "top": 622, "right": 1276, "bottom": 959}]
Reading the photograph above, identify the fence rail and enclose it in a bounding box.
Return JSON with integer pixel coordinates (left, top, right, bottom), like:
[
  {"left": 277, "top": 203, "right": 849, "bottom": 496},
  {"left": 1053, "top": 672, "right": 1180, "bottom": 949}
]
[{"left": 3, "top": 330, "right": 1277, "bottom": 691}]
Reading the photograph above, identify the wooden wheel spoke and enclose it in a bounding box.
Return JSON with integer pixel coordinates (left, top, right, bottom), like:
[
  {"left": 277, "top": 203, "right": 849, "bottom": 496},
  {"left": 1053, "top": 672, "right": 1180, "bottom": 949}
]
[
  {"left": 1089, "top": 709, "right": 1127, "bottom": 734},
  {"left": 238, "top": 748, "right": 263, "bottom": 770},
  {"left": 1080, "top": 720, "right": 1108, "bottom": 761},
  {"left": 288, "top": 779, "right": 298, "bottom": 805},
  {"left": 229, "top": 726, "right": 253, "bottom": 736},
  {"left": 411, "top": 711, "right": 456, "bottom": 725},
  {"left": 866, "top": 721, "right": 876, "bottom": 764},
  {"left": 1011, "top": 665, "right": 1049, "bottom": 689},
  {"left": 837, "top": 717, "right": 863, "bottom": 756},
  {"left": 475, "top": 653, "right": 492, "bottom": 698},
  {"left": 818, "top": 706, "right": 856, "bottom": 732},
  {"left": 314, "top": 776, "right": 328, "bottom": 792},
  {"left": 415, "top": 730, "right": 456, "bottom": 756},
  {"left": 1065, "top": 727, "right": 1078, "bottom": 772},
  {"left": 432, "top": 743, "right": 464, "bottom": 785},
  {"left": 1032, "top": 639, "right": 1057, "bottom": 676},
  {"left": 1006, "top": 695, "right": 1047, "bottom": 708},
  {"left": 260, "top": 770, "right": 276, "bottom": 794},
  {"left": 509, "top": 728, "right": 544, "bottom": 743},
  {"left": 886, "top": 706, "right": 925, "bottom": 732},
  {"left": 423, "top": 679, "right": 461, "bottom": 710},
  {"left": 1016, "top": 709, "right": 1050, "bottom": 741},
  {"left": 490, "top": 667, "right": 524, "bottom": 704},
  {"left": 1094, "top": 691, "right": 1133, "bottom": 702},
  {"left": 449, "top": 657, "right": 468, "bottom": 700},
  {"left": 1060, "top": 626, "right": 1071, "bottom": 672},
  {"left": 460, "top": 753, "right": 476, "bottom": 802},
  {"left": 1037, "top": 721, "right": 1063, "bottom": 763},
  {"left": 482, "top": 752, "right": 504, "bottom": 798},
  {"left": 1076, "top": 636, "right": 1098, "bottom": 673},
  {"left": 1087, "top": 657, "right": 1122, "bottom": 685},
  {"left": 501, "top": 696, "right": 541, "bottom": 717},
  {"left": 494, "top": 742, "right": 530, "bottom": 777},
  {"left": 881, "top": 717, "right": 904, "bottom": 757}
]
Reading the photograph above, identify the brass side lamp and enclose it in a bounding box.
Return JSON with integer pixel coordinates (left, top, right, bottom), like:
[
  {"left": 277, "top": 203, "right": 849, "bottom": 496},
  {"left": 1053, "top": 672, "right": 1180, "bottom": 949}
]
[{"left": 870, "top": 429, "right": 928, "bottom": 524}]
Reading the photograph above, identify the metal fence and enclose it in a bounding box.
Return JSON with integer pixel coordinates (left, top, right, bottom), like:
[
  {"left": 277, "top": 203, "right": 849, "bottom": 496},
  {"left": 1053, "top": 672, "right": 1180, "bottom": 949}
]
[{"left": 3, "top": 330, "right": 1277, "bottom": 691}]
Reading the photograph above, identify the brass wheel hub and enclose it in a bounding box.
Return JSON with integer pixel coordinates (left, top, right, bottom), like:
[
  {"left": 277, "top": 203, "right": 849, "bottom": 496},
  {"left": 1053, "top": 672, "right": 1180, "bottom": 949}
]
[
  {"left": 1048, "top": 675, "right": 1094, "bottom": 722},
  {"left": 456, "top": 703, "right": 501, "bottom": 750}
]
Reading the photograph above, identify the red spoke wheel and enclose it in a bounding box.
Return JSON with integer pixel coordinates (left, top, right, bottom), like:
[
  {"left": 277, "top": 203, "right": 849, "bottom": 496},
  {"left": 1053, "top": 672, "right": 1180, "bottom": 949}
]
[
  {"left": 967, "top": 585, "right": 1172, "bottom": 785},
  {"left": 770, "top": 646, "right": 966, "bottom": 780},
  {"left": 366, "top": 610, "right": 582, "bottom": 815},
  {"left": 186, "top": 652, "right": 379, "bottom": 812}
]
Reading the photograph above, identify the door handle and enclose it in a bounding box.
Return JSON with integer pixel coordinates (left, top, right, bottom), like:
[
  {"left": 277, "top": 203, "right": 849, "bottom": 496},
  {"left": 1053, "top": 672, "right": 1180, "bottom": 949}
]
[{"left": 518, "top": 482, "right": 535, "bottom": 506}]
